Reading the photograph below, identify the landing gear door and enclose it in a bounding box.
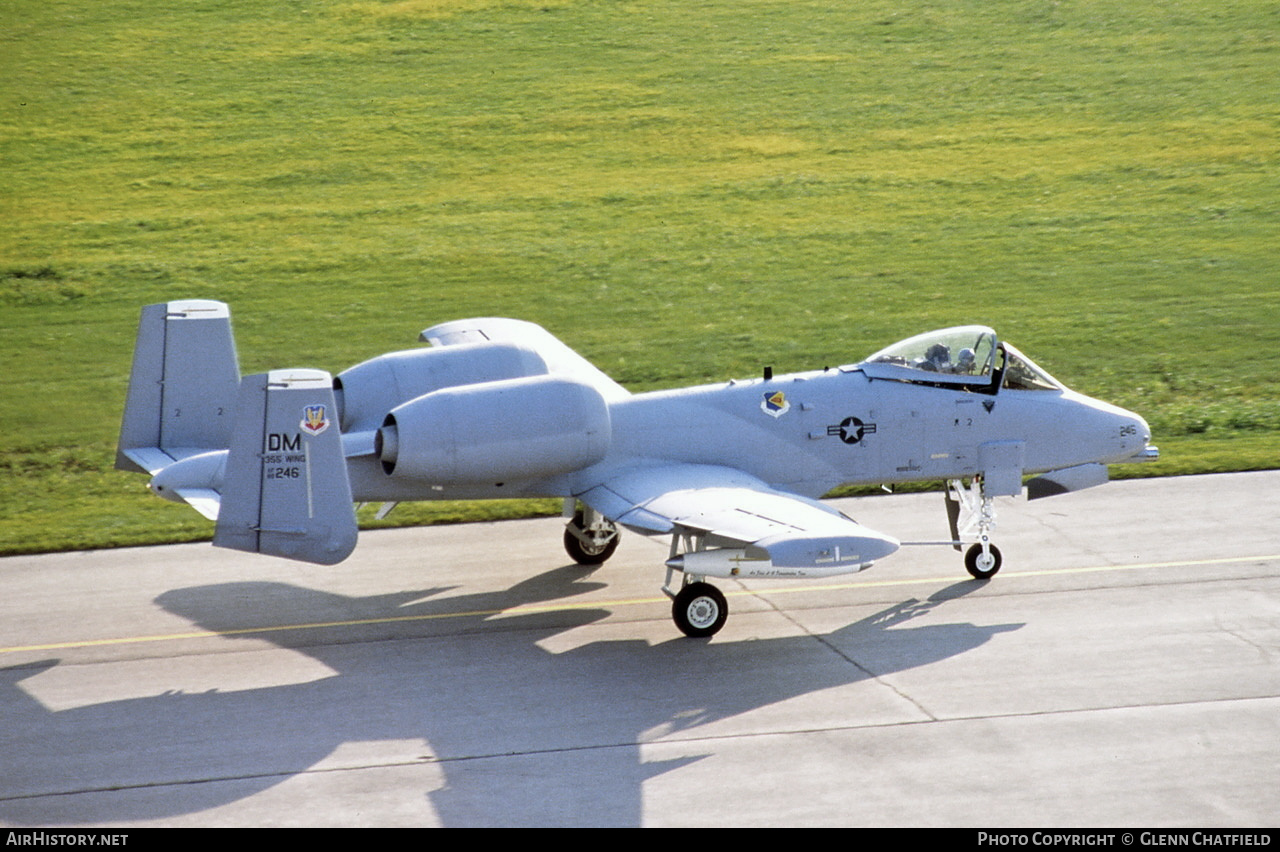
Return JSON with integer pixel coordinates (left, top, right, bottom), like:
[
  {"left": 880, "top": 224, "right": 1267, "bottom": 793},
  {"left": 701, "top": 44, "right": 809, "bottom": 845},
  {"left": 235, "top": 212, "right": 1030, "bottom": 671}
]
[{"left": 979, "top": 440, "right": 1025, "bottom": 497}]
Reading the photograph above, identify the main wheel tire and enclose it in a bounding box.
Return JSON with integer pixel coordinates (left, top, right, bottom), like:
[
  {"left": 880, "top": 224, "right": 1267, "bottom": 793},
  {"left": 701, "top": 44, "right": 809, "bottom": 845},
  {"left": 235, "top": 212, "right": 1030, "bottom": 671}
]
[
  {"left": 563, "top": 512, "right": 620, "bottom": 565},
  {"left": 965, "top": 542, "right": 1002, "bottom": 579},
  {"left": 672, "top": 582, "right": 728, "bottom": 638}
]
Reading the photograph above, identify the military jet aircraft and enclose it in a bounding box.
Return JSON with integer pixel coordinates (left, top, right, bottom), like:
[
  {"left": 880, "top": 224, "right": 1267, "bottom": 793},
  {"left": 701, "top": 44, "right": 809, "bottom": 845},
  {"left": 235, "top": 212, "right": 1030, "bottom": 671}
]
[{"left": 117, "top": 300, "right": 1158, "bottom": 637}]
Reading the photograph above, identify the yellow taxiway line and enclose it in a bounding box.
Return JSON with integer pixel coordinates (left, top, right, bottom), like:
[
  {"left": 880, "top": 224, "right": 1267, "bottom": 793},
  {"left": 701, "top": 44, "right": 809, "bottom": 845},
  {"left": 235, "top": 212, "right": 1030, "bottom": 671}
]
[{"left": 2, "top": 553, "right": 1276, "bottom": 656}]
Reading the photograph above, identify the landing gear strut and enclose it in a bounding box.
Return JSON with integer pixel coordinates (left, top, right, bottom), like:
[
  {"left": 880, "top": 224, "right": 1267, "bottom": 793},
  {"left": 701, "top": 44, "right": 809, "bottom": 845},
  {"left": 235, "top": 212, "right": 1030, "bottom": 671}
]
[
  {"left": 947, "top": 478, "right": 1003, "bottom": 580},
  {"left": 663, "top": 528, "right": 729, "bottom": 637}
]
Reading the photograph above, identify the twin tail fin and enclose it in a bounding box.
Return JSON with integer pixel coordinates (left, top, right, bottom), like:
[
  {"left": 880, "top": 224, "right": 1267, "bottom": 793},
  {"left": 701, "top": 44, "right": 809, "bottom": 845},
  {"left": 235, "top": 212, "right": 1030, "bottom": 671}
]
[{"left": 117, "top": 301, "right": 357, "bottom": 565}]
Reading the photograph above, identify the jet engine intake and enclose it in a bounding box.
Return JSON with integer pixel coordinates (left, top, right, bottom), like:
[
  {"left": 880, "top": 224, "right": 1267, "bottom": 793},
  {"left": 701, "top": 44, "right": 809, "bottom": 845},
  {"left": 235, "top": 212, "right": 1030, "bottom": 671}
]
[{"left": 376, "top": 375, "right": 611, "bottom": 484}]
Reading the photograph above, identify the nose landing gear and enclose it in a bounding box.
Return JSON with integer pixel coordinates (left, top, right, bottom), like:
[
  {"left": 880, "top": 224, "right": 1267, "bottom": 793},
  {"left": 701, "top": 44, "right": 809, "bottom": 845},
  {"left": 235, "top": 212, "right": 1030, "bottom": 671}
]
[
  {"left": 947, "top": 478, "right": 1003, "bottom": 580},
  {"left": 965, "top": 541, "right": 1002, "bottom": 579}
]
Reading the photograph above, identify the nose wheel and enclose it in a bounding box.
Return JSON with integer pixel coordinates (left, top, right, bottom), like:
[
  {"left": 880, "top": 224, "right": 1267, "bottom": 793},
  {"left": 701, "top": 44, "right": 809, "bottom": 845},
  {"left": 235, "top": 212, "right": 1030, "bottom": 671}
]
[
  {"left": 965, "top": 542, "right": 1002, "bottom": 579},
  {"left": 948, "top": 478, "right": 1004, "bottom": 580}
]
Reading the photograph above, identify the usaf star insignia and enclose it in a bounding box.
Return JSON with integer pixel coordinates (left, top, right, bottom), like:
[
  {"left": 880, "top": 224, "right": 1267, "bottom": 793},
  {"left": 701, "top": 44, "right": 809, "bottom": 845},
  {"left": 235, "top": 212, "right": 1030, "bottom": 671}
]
[{"left": 827, "top": 416, "right": 877, "bottom": 444}]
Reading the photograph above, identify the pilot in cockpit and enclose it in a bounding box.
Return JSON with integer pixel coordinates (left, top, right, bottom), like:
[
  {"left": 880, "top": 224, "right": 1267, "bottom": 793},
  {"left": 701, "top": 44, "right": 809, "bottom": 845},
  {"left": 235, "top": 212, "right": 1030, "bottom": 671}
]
[
  {"left": 918, "top": 343, "right": 952, "bottom": 372},
  {"left": 916, "top": 343, "right": 979, "bottom": 376}
]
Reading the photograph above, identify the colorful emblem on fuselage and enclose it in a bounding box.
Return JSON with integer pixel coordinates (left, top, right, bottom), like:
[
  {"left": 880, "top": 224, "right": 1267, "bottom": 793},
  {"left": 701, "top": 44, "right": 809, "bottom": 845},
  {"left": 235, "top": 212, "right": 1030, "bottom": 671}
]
[
  {"left": 301, "top": 404, "right": 330, "bottom": 436},
  {"left": 762, "top": 390, "right": 790, "bottom": 418}
]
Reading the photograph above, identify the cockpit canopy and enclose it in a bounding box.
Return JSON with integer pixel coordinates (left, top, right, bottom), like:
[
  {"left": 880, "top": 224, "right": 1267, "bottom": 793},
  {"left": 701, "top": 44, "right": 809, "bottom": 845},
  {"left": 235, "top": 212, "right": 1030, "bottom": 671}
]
[{"left": 857, "top": 326, "right": 1063, "bottom": 392}]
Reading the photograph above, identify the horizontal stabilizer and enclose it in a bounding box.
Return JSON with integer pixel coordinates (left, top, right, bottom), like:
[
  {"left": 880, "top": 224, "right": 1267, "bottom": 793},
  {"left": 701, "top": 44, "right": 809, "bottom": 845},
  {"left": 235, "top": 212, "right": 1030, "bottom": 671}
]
[
  {"left": 148, "top": 450, "right": 228, "bottom": 519},
  {"left": 173, "top": 488, "right": 221, "bottom": 521},
  {"left": 213, "top": 370, "right": 358, "bottom": 565}
]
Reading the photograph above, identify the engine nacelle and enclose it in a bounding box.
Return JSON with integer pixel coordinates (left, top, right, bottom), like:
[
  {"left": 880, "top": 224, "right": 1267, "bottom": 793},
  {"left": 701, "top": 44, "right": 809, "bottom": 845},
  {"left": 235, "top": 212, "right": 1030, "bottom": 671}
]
[
  {"left": 376, "top": 375, "right": 611, "bottom": 484},
  {"left": 333, "top": 342, "right": 549, "bottom": 433}
]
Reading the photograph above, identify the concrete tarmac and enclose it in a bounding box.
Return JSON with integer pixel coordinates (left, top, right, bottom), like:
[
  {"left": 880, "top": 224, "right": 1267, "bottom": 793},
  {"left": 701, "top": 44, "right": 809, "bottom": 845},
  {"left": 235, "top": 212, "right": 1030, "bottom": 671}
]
[{"left": 2, "top": 471, "right": 1277, "bottom": 827}]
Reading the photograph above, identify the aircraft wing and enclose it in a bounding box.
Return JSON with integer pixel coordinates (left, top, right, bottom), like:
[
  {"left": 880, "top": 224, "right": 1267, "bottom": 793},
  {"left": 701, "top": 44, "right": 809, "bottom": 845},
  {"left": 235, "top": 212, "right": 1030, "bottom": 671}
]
[
  {"left": 578, "top": 464, "right": 900, "bottom": 576},
  {"left": 419, "top": 317, "right": 631, "bottom": 403}
]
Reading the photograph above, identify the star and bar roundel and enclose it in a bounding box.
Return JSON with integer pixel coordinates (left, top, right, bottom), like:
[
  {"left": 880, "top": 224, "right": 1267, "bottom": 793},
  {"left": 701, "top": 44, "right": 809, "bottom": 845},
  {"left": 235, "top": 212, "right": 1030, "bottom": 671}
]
[{"left": 827, "top": 417, "right": 877, "bottom": 444}]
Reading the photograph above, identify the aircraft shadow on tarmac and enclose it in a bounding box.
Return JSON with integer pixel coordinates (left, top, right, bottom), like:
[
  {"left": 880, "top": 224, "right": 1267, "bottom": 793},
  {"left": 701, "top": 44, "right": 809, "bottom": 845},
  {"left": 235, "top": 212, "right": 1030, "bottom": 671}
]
[{"left": 1, "top": 566, "right": 1020, "bottom": 826}]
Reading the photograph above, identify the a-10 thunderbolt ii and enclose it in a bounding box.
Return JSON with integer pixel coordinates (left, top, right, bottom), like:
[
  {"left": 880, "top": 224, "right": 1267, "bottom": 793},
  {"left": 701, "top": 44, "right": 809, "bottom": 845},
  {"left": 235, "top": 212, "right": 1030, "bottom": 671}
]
[{"left": 117, "top": 300, "right": 1158, "bottom": 637}]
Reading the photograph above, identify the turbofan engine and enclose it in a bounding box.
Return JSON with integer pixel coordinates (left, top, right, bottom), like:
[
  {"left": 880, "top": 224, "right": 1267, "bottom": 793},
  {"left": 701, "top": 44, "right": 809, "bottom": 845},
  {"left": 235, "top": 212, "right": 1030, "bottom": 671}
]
[
  {"left": 333, "top": 342, "right": 549, "bottom": 433},
  {"left": 375, "top": 375, "right": 611, "bottom": 485}
]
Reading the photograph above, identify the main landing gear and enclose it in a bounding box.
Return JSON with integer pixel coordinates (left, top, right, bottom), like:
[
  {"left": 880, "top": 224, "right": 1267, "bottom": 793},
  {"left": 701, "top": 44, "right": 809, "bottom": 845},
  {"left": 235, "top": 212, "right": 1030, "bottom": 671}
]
[
  {"left": 662, "top": 529, "right": 731, "bottom": 638},
  {"left": 670, "top": 581, "right": 728, "bottom": 638},
  {"left": 564, "top": 481, "right": 1005, "bottom": 641},
  {"left": 563, "top": 506, "right": 620, "bottom": 565},
  {"left": 564, "top": 503, "right": 733, "bottom": 638},
  {"left": 946, "top": 478, "right": 1003, "bottom": 580}
]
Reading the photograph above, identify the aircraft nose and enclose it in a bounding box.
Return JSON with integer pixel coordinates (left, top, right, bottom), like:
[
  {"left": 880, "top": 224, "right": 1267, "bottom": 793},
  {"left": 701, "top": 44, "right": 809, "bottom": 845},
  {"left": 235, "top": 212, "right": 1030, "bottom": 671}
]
[
  {"left": 1117, "top": 408, "right": 1159, "bottom": 463},
  {"left": 1061, "top": 390, "right": 1158, "bottom": 465}
]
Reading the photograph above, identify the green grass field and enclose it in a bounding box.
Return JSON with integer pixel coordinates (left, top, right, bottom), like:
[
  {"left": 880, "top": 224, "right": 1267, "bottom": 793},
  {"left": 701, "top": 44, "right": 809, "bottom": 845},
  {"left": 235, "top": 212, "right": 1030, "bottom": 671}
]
[{"left": 3, "top": 0, "right": 1277, "bottom": 554}]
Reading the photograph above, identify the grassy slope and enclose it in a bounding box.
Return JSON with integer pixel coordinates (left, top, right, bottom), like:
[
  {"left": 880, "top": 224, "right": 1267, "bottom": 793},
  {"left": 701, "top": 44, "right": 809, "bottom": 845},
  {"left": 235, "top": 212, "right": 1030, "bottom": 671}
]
[{"left": 1, "top": 0, "right": 1277, "bottom": 554}]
